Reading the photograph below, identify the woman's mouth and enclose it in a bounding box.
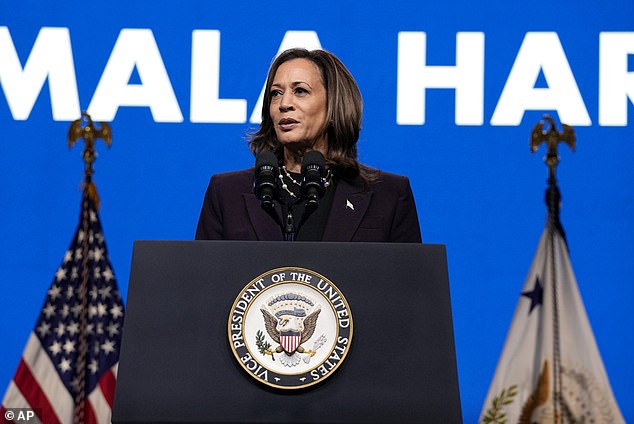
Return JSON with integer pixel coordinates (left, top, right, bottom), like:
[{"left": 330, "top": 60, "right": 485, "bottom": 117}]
[{"left": 278, "top": 118, "right": 298, "bottom": 131}]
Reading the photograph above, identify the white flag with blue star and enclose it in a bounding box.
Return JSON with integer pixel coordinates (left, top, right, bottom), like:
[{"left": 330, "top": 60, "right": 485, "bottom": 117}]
[{"left": 480, "top": 225, "right": 624, "bottom": 423}]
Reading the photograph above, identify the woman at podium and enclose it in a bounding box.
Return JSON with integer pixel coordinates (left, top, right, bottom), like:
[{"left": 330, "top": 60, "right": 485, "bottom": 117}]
[{"left": 195, "top": 48, "right": 421, "bottom": 242}]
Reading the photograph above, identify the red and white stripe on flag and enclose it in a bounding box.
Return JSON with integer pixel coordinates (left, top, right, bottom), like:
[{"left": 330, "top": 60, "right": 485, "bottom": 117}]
[
  {"left": 1, "top": 333, "right": 118, "bottom": 424},
  {"left": 280, "top": 334, "right": 301, "bottom": 353}
]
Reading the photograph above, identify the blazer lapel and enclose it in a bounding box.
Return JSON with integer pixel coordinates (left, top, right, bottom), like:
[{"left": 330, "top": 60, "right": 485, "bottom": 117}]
[
  {"left": 243, "top": 194, "right": 284, "bottom": 241},
  {"left": 322, "top": 179, "right": 372, "bottom": 242}
]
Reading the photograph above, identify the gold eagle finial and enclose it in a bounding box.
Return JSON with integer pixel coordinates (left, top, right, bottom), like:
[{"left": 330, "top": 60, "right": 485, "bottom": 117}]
[
  {"left": 67, "top": 112, "right": 112, "bottom": 209},
  {"left": 530, "top": 115, "right": 575, "bottom": 181}
]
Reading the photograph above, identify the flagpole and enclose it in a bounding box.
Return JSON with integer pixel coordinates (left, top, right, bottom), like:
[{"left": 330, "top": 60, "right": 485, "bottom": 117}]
[
  {"left": 530, "top": 115, "right": 575, "bottom": 424},
  {"left": 481, "top": 113, "right": 623, "bottom": 424},
  {"left": 67, "top": 112, "right": 112, "bottom": 424}
]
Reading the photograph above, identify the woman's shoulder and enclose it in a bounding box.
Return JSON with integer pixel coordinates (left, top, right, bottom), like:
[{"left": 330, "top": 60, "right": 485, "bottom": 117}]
[
  {"left": 205, "top": 168, "right": 255, "bottom": 193},
  {"left": 375, "top": 169, "right": 410, "bottom": 182},
  {"left": 360, "top": 167, "right": 412, "bottom": 189},
  {"left": 210, "top": 168, "right": 254, "bottom": 180}
]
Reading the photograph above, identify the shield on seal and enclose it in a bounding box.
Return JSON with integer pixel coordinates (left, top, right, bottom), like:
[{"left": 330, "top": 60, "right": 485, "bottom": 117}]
[{"left": 280, "top": 332, "right": 301, "bottom": 353}]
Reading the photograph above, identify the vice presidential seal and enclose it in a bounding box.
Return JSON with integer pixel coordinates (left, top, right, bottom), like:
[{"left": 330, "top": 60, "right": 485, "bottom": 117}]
[{"left": 228, "top": 267, "right": 353, "bottom": 389}]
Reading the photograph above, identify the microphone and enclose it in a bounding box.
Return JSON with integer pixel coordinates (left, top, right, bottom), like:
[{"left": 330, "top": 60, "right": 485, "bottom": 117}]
[
  {"left": 253, "top": 151, "right": 279, "bottom": 211},
  {"left": 300, "top": 151, "right": 327, "bottom": 212}
]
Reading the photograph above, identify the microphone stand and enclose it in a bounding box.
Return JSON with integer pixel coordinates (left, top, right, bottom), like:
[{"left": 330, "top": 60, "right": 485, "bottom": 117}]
[
  {"left": 279, "top": 150, "right": 327, "bottom": 241},
  {"left": 283, "top": 199, "right": 298, "bottom": 241},
  {"left": 284, "top": 193, "right": 323, "bottom": 241},
  {"left": 284, "top": 210, "right": 296, "bottom": 241}
]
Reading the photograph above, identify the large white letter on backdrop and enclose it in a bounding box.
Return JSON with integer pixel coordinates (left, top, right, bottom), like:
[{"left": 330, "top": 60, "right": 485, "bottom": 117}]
[
  {"left": 491, "top": 32, "right": 591, "bottom": 126},
  {"left": 88, "top": 29, "right": 183, "bottom": 122},
  {"left": 190, "top": 30, "right": 247, "bottom": 123},
  {"left": 0, "top": 26, "right": 80, "bottom": 121},
  {"left": 396, "top": 32, "right": 485, "bottom": 125},
  {"left": 249, "top": 31, "right": 322, "bottom": 124},
  {"left": 599, "top": 32, "right": 634, "bottom": 126}
]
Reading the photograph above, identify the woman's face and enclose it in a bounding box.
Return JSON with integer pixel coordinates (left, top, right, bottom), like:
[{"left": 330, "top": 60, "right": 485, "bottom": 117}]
[{"left": 269, "top": 58, "right": 328, "bottom": 152}]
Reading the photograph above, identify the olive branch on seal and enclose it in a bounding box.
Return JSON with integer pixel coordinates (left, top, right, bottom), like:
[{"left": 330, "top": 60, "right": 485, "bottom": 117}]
[
  {"left": 481, "top": 385, "right": 518, "bottom": 424},
  {"left": 255, "top": 330, "right": 274, "bottom": 360}
]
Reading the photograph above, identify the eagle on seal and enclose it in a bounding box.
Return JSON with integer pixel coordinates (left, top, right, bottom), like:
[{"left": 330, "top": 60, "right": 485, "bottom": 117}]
[{"left": 260, "top": 293, "right": 321, "bottom": 355}]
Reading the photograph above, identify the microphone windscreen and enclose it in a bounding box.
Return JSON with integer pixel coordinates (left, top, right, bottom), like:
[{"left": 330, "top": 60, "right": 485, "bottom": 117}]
[
  {"left": 255, "top": 150, "right": 278, "bottom": 170},
  {"left": 254, "top": 150, "right": 279, "bottom": 203},
  {"left": 301, "top": 150, "right": 326, "bottom": 175}
]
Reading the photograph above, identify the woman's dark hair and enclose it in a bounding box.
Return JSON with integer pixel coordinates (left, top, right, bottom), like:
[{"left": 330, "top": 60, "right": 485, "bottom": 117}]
[{"left": 249, "top": 48, "right": 371, "bottom": 181}]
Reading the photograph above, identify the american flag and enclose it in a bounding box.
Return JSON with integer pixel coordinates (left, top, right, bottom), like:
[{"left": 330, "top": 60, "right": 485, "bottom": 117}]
[{"left": 1, "top": 192, "right": 124, "bottom": 424}]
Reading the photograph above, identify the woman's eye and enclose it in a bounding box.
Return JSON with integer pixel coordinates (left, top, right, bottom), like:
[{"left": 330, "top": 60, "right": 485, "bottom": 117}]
[
  {"left": 294, "top": 87, "right": 308, "bottom": 95},
  {"left": 270, "top": 90, "right": 282, "bottom": 97}
]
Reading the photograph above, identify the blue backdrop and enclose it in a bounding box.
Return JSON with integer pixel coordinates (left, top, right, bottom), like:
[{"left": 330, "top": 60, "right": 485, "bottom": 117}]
[{"left": 1, "top": 0, "right": 632, "bottom": 421}]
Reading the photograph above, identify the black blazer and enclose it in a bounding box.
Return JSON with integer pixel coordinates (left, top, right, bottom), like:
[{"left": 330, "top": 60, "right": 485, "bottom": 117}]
[{"left": 195, "top": 168, "right": 422, "bottom": 242}]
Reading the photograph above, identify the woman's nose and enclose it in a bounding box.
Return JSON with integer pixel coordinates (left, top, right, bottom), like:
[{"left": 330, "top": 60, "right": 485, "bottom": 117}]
[{"left": 279, "top": 93, "right": 294, "bottom": 111}]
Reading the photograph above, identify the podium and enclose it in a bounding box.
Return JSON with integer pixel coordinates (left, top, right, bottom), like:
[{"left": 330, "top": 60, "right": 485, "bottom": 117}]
[{"left": 113, "top": 241, "right": 462, "bottom": 423}]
